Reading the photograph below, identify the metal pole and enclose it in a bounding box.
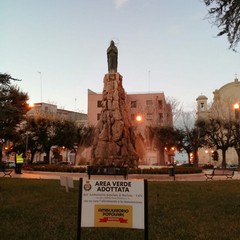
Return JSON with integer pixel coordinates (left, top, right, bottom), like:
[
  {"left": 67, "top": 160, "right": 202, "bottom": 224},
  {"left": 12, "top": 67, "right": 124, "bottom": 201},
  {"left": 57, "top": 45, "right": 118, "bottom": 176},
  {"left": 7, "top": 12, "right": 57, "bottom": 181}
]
[
  {"left": 148, "top": 70, "right": 150, "bottom": 93},
  {"left": 144, "top": 179, "right": 148, "bottom": 240},
  {"left": 38, "top": 71, "right": 42, "bottom": 112},
  {"left": 25, "top": 132, "right": 29, "bottom": 162},
  {"left": 77, "top": 178, "right": 83, "bottom": 240}
]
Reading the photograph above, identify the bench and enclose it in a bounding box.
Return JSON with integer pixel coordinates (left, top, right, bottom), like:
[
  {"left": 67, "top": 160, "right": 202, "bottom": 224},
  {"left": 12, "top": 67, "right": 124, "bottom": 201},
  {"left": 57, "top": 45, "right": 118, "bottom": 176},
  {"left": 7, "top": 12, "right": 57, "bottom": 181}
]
[
  {"left": 205, "top": 168, "right": 235, "bottom": 180},
  {"left": 0, "top": 162, "right": 13, "bottom": 177},
  {"left": 87, "top": 166, "right": 128, "bottom": 180}
]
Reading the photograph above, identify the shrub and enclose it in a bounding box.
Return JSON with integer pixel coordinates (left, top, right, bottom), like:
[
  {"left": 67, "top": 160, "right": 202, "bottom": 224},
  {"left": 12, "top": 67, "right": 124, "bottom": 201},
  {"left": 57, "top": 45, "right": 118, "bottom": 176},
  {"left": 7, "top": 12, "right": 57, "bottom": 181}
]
[
  {"left": 129, "top": 167, "right": 202, "bottom": 175},
  {"left": 202, "top": 164, "right": 214, "bottom": 169},
  {"left": 31, "top": 164, "right": 87, "bottom": 173},
  {"left": 30, "top": 165, "right": 202, "bottom": 175}
]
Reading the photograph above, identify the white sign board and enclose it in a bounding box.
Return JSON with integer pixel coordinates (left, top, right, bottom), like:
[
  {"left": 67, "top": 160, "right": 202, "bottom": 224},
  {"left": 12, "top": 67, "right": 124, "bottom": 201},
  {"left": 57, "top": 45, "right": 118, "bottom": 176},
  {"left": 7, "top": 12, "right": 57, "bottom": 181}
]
[
  {"left": 81, "top": 179, "right": 145, "bottom": 229},
  {"left": 60, "top": 176, "right": 74, "bottom": 192}
]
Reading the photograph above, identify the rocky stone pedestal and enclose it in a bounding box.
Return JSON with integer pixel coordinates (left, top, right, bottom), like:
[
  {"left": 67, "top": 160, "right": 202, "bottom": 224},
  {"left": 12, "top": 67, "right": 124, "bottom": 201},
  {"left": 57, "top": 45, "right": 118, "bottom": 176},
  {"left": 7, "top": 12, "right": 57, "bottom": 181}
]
[{"left": 91, "top": 73, "right": 139, "bottom": 168}]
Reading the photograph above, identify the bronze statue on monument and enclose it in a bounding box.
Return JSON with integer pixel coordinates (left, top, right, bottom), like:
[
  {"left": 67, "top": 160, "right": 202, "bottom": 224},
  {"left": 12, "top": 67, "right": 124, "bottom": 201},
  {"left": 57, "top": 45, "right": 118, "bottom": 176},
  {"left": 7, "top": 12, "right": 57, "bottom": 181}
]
[{"left": 107, "top": 40, "right": 118, "bottom": 73}]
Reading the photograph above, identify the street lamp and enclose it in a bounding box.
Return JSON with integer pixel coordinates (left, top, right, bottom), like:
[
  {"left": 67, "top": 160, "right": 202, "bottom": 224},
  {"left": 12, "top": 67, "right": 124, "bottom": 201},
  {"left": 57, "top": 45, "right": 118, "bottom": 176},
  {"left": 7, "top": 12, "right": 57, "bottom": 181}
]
[
  {"left": 164, "top": 147, "right": 175, "bottom": 164},
  {"left": 28, "top": 102, "right": 34, "bottom": 108},
  {"left": 205, "top": 149, "right": 214, "bottom": 165},
  {"left": 234, "top": 103, "right": 240, "bottom": 120},
  {"left": 136, "top": 114, "right": 142, "bottom": 122}
]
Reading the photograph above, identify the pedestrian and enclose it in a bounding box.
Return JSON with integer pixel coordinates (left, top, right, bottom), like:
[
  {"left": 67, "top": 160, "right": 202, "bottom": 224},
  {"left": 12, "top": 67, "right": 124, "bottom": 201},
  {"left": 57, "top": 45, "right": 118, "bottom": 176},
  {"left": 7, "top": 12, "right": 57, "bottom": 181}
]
[{"left": 15, "top": 150, "right": 24, "bottom": 174}]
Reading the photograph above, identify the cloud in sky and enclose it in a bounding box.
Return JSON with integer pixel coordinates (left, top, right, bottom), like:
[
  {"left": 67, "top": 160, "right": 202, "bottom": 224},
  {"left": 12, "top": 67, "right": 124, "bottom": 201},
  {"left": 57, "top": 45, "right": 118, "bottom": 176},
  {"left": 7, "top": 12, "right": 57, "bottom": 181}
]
[{"left": 115, "top": 0, "right": 129, "bottom": 9}]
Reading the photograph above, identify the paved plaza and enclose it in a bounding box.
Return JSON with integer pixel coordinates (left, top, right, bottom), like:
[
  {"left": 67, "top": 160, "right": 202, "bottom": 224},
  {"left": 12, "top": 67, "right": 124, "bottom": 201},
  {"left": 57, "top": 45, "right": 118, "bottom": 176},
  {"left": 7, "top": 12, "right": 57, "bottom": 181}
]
[{"left": 5, "top": 169, "right": 240, "bottom": 181}]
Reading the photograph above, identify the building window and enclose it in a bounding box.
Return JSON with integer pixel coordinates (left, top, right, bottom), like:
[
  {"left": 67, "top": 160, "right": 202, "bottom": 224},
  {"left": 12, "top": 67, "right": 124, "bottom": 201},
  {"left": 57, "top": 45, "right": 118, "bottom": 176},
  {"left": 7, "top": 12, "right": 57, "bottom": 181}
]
[
  {"left": 97, "top": 100, "right": 102, "bottom": 108},
  {"left": 97, "top": 113, "right": 101, "bottom": 120},
  {"left": 146, "top": 100, "right": 153, "bottom": 106},
  {"left": 131, "top": 101, "right": 137, "bottom": 108},
  {"left": 158, "top": 100, "right": 163, "bottom": 110},
  {"left": 200, "top": 102, "right": 204, "bottom": 111},
  {"left": 146, "top": 113, "right": 153, "bottom": 120}
]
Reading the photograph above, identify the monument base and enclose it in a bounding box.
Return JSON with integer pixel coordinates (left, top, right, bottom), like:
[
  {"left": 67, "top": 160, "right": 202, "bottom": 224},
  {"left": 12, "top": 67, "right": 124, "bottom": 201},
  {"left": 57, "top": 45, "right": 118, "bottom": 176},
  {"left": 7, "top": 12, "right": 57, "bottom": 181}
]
[{"left": 91, "top": 73, "right": 139, "bottom": 168}]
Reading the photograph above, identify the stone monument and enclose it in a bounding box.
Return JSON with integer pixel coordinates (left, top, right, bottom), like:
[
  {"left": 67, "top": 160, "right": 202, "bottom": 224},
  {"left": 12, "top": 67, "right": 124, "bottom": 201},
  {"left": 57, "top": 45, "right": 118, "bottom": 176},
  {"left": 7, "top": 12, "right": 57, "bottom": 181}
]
[{"left": 91, "top": 40, "right": 139, "bottom": 168}]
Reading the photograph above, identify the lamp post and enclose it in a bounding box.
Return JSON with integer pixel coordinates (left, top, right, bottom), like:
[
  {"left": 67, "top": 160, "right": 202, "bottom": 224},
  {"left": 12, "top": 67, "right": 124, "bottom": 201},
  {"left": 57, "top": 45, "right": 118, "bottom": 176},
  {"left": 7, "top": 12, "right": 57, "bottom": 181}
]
[
  {"left": 25, "top": 132, "right": 29, "bottom": 162},
  {"left": 164, "top": 146, "right": 175, "bottom": 164},
  {"left": 38, "top": 71, "right": 42, "bottom": 113},
  {"left": 25, "top": 129, "right": 33, "bottom": 163},
  {"left": 165, "top": 146, "right": 176, "bottom": 181},
  {"left": 205, "top": 149, "right": 214, "bottom": 165}
]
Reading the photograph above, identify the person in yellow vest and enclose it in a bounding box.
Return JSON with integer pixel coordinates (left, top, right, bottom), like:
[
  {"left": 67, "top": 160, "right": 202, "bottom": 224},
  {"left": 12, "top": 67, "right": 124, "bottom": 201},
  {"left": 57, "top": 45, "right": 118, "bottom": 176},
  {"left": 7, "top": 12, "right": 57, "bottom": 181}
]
[{"left": 15, "top": 151, "right": 24, "bottom": 174}]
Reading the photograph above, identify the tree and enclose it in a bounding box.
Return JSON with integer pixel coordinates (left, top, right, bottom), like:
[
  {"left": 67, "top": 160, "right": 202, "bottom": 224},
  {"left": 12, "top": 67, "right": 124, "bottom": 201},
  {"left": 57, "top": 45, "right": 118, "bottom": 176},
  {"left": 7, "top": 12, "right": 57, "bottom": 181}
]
[
  {"left": 178, "top": 112, "right": 205, "bottom": 166},
  {"left": 204, "top": 0, "right": 240, "bottom": 50},
  {"left": 52, "top": 120, "right": 78, "bottom": 149},
  {"left": 171, "top": 111, "right": 201, "bottom": 166},
  {"left": 24, "top": 116, "right": 55, "bottom": 163},
  {"left": 196, "top": 118, "right": 235, "bottom": 168},
  {"left": 181, "top": 126, "right": 205, "bottom": 166},
  {"left": 231, "top": 120, "right": 240, "bottom": 165},
  {"left": 166, "top": 96, "right": 183, "bottom": 124},
  {"left": 148, "top": 126, "right": 184, "bottom": 165},
  {"left": 51, "top": 119, "right": 79, "bottom": 162},
  {"left": 0, "top": 73, "right": 29, "bottom": 161},
  {"left": 24, "top": 116, "right": 79, "bottom": 163}
]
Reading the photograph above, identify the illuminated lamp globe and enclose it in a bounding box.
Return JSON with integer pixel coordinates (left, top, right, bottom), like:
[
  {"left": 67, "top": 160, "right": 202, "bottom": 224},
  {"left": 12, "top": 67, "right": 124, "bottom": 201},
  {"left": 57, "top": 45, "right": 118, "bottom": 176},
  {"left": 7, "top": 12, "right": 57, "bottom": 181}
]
[{"left": 136, "top": 115, "right": 142, "bottom": 122}]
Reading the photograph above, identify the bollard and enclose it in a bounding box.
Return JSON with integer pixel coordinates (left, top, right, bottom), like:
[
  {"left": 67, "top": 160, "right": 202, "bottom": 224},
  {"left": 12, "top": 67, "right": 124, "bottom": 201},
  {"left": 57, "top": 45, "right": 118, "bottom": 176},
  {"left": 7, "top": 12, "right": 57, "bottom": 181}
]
[
  {"left": 169, "top": 164, "right": 175, "bottom": 181},
  {"left": 169, "top": 165, "right": 174, "bottom": 176}
]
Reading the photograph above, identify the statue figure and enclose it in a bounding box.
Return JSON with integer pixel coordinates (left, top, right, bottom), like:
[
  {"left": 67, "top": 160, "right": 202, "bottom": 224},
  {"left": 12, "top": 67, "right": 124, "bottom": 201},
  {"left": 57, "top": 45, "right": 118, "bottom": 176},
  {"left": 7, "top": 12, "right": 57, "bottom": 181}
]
[{"left": 107, "top": 40, "right": 118, "bottom": 73}]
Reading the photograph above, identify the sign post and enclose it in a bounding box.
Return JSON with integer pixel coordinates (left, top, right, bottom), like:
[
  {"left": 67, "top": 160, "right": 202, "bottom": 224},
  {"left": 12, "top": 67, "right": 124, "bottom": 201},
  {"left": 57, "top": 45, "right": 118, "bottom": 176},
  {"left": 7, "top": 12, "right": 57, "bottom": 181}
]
[
  {"left": 77, "top": 178, "right": 148, "bottom": 239},
  {"left": 144, "top": 179, "right": 148, "bottom": 240},
  {"left": 77, "top": 178, "right": 83, "bottom": 240},
  {"left": 60, "top": 176, "right": 74, "bottom": 192}
]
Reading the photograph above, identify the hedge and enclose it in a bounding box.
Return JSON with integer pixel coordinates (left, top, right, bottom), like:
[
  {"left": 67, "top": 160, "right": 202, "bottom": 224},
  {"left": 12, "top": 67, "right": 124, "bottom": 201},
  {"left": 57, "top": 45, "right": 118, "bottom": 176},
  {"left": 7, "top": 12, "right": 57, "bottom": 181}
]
[{"left": 30, "top": 165, "right": 202, "bottom": 174}]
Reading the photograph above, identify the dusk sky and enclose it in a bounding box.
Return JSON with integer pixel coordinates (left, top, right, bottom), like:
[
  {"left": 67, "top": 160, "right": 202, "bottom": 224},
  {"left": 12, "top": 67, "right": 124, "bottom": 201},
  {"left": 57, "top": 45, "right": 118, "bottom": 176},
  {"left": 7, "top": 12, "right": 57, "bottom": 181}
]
[{"left": 1, "top": 0, "right": 240, "bottom": 113}]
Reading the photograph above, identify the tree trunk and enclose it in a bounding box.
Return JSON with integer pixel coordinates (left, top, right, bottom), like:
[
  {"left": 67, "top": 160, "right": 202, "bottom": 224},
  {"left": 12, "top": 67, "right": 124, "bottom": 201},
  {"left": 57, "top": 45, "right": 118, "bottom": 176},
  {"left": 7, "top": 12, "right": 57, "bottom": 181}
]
[
  {"left": 0, "top": 143, "right": 3, "bottom": 162},
  {"left": 187, "top": 152, "right": 191, "bottom": 165},
  {"left": 221, "top": 149, "right": 227, "bottom": 168},
  {"left": 30, "top": 149, "right": 37, "bottom": 163},
  {"left": 193, "top": 149, "right": 199, "bottom": 167},
  {"left": 45, "top": 147, "right": 51, "bottom": 164},
  {"left": 234, "top": 148, "right": 240, "bottom": 166}
]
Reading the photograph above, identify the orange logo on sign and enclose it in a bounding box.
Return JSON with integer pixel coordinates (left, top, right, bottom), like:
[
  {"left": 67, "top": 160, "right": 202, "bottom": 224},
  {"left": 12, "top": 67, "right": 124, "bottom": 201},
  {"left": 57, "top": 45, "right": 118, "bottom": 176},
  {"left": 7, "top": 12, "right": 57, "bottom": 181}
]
[{"left": 94, "top": 205, "right": 132, "bottom": 228}]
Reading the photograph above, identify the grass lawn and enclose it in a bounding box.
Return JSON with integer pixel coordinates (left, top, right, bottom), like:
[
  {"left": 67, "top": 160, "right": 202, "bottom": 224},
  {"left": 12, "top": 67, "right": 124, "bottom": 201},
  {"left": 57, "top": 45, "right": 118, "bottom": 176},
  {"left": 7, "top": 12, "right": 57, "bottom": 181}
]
[{"left": 1, "top": 178, "right": 240, "bottom": 240}]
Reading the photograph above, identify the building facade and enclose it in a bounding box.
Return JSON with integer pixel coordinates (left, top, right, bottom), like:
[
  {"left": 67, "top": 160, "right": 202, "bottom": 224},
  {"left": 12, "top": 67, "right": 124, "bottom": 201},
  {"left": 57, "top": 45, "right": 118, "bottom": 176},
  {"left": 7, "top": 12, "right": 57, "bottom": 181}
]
[
  {"left": 26, "top": 102, "right": 87, "bottom": 164},
  {"left": 27, "top": 102, "right": 87, "bottom": 126},
  {"left": 88, "top": 89, "right": 173, "bottom": 165},
  {"left": 196, "top": 77, "right": 240, "bottom": 166}
]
